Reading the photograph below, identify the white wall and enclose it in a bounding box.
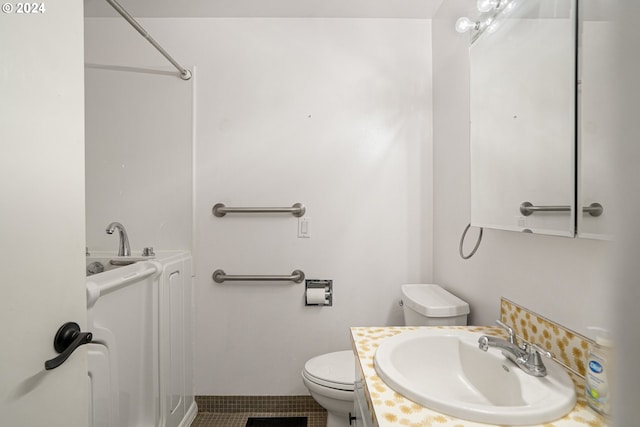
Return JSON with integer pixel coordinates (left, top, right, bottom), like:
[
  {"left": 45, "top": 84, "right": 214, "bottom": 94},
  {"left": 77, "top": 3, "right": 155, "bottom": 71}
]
[
  {"left": 85, "top": 67, "right": 193, "bottom": 253},
  {"left": 432, "top": 1, "right": 613, "bottom": 337},
  {"left": 85, "top": 17, "right": 433, "bottom": 395}
]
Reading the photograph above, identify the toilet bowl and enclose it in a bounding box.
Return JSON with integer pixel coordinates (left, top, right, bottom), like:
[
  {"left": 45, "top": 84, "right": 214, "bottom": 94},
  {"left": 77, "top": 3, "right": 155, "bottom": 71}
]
[
  {"left": 301, "top": 351, "right": 354, "bottom": 427},
  {"left": 302, "top": 284, "right": 469, "bottom": 427}
]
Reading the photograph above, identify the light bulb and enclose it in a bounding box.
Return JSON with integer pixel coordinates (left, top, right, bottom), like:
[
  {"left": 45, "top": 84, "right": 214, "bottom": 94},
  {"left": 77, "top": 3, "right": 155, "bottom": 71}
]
[
  {"left": 455, "top": 17, "right": 477, "bottom": 33},
  {"left": 477, "top": 0, "right": 499, "bottom": 12}
]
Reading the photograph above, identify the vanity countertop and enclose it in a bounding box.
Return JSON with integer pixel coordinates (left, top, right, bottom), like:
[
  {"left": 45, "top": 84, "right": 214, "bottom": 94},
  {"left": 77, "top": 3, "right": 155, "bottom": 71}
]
[{"left": 350, "top": 326, "right": 609, "bottom": 427}]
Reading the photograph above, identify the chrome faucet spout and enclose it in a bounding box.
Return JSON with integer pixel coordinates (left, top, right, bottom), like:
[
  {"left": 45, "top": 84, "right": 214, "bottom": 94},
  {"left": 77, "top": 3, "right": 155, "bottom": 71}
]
[
  {"left": 105, "top": 222, "right": 131, "bottom": 256},
  {"left": 478, "top": 335, "right": 525, "bottom": 361},
  {"left": 478, "top": 320, "right": 553, "bottom": 377}
]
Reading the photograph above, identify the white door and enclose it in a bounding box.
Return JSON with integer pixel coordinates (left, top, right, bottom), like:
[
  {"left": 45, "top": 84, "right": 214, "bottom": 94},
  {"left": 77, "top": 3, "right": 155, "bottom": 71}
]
[{"left": 0, "top": 3, "right": 87, "bottom": 427}]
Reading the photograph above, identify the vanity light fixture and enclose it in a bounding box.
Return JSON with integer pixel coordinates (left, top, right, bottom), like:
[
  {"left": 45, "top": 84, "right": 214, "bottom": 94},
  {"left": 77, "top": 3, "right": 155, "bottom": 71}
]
[
  {"left": 477, "top": 0, "right": 502, "bottom": 13},
  {"left": 455, "top": 17, "right": 480, "bottom": 33},
  {"left": 456, "top": 16, "right": 496, "bottom": 34},
  {"left": 456, "top": 0, "right": 516, "bottom": 36}
]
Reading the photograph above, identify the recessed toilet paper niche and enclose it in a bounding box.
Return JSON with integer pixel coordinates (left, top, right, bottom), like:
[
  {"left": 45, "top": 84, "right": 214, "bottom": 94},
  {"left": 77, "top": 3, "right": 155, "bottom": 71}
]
[{"left": 305, "top": 280, "right": 332, "bottom": 306}]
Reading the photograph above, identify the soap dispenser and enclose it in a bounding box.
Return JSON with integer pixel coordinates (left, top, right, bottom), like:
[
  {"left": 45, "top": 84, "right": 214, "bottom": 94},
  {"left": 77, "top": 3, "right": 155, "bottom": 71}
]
[{"left": 585, "top": 327, "right": 613, "bottom": 416}]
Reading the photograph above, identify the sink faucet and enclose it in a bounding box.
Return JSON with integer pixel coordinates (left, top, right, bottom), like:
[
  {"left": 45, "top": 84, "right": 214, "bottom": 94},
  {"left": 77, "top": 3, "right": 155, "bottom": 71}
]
[
  {"left": 105, "top": 222, "right": 131, "bottom": 256},
  {"left": 478, "top": 320, "right": 553, "bottom": 377}
]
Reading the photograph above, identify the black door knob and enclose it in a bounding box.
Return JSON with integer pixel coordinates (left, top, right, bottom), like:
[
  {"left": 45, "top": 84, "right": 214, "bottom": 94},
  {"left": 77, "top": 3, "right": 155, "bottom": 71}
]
[{"left": 44, "top": 322, "right": 92, "bottom": 370}]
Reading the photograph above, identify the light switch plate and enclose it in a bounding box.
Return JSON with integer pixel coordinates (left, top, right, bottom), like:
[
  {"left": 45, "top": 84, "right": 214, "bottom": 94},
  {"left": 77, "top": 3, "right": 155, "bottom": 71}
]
[{"left": 298, "top": 217, "right": 310, "bottom": 238}]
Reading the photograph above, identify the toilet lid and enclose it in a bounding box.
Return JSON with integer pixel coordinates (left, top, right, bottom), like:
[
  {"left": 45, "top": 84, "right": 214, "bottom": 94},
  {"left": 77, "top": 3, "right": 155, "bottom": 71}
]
[{"left": 303, "top": 350, "right": 355, "bottom": 391}]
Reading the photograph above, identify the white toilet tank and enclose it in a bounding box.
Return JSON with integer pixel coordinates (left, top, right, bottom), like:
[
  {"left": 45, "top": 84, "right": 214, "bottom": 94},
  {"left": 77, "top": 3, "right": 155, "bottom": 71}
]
[{"left": 401, "top": 284, "right": 469, "bottom": 326}]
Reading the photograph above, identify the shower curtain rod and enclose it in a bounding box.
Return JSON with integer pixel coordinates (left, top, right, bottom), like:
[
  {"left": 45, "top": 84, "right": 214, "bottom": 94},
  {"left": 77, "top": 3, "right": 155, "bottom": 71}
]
[{"left": 104, "top": 0, "right": 192, "bottom": 80}]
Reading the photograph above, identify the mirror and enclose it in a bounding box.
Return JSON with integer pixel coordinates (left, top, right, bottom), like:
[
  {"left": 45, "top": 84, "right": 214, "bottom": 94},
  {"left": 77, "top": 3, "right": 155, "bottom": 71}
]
[
  {"left": 469, "top": 0, "right": 577, "bottom": 237},
  {"left": 577, "top": 2, "right": 614, "bottom": 239}
]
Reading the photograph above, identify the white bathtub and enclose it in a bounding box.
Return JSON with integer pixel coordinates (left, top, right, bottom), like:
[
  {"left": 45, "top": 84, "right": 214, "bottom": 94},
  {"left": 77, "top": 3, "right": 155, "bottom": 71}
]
[
  {"left": 86, "top": 255, "right": 152, "bottom": 276},
  {"left": 86, "top": 251, "right": 196, "bottom": 427}
]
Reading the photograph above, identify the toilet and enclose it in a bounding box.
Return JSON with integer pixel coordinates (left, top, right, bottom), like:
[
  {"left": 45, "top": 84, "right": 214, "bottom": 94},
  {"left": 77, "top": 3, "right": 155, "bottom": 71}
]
[
  {"left": 301, "top": 284, "right": 470, "bottom": 427},
  {"left": 301, "top": 351, "right": 355, "bottom": 427},
  {"left": 400, "top": 283, "right": 469, "bottom": 326}
]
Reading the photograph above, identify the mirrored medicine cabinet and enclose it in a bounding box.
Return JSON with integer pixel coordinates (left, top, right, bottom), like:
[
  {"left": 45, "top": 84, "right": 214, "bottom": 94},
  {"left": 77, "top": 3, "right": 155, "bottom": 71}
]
[{"left": 468, "top": 0, "right": 613, "bottom": 239}]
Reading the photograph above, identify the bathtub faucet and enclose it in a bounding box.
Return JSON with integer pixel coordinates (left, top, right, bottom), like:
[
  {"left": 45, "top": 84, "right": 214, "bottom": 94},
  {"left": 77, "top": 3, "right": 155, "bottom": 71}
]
[{"left": 105, "top": 222, "right": 131, "bottom": 256}]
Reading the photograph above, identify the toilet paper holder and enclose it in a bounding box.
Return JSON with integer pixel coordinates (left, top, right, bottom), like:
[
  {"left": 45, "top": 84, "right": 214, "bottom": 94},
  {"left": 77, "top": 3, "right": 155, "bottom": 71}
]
[{"left": 305, "top": 279, "right": 332, "bottom": 306}]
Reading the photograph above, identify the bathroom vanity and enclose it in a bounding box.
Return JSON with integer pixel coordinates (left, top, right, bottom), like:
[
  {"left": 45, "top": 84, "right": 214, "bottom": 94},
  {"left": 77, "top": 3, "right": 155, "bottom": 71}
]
[{"left": 350, "top": 326, "right": 609, "bottom": 427}]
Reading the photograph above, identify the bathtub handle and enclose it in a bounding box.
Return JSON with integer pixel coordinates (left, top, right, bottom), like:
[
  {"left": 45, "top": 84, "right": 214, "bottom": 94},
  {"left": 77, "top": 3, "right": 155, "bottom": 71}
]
[{"left": 44, "top": 322, "right": 93, "bottom": 370}]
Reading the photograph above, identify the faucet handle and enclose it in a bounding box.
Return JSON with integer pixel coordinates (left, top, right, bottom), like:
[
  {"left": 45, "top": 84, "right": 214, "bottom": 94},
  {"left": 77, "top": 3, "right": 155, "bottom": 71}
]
[
  {"left": 522, "top": 342, "right": 553, "bottom": 377},
  {"left": 495, "top": 319, "right": 518, "bottom": 345},
  {"left": 528, "top": 343, "right": 553, "bottom": 359},
  {"left": 142, "top": 247, "right": 155, "bottom": 257}
]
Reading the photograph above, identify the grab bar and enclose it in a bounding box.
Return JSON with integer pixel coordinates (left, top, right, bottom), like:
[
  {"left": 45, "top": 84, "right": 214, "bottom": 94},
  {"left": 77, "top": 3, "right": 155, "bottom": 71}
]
[
  {"left": 519, "top": 202, "right": 603, "bottom": 217},
  {"left": 86, "top": 261, "right": 161, "bottom": 309},
  {"left": 212, "top": 269, "right": 305, "bottom": 283},
  {"left": 212, "top": 203, "right": 305, "bottom": 217}
]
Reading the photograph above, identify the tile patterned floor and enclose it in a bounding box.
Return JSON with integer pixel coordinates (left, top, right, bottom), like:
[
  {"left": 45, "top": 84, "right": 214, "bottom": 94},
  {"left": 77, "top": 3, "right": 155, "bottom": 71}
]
[
  {"left": 192, "top": 396, "right": 327, "bottom": 427},
  {"left": 192, "top": 412, "right": 327, "bottom": 427}
]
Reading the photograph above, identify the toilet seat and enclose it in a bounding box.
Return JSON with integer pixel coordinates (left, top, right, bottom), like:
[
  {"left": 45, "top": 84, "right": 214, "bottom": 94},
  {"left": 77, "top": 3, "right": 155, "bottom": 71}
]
[{"left": 302, "top": 350, "right": 355, "bottom": 392}]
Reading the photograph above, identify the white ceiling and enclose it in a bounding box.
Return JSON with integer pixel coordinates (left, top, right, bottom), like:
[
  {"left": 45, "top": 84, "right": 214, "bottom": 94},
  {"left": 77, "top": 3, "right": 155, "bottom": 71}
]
[{"left": 84, "top": 0, "right": 444, "bottom": 19}]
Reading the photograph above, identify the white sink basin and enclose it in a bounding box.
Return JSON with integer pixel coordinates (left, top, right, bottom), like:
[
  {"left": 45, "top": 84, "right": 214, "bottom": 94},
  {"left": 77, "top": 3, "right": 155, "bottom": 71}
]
[{"left": 374, "top": 329, "right": 576, "bottom": 425}]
